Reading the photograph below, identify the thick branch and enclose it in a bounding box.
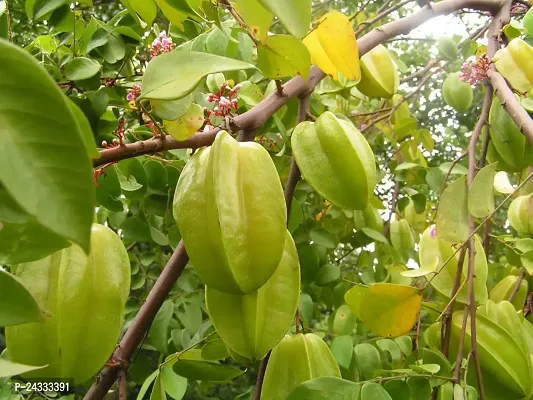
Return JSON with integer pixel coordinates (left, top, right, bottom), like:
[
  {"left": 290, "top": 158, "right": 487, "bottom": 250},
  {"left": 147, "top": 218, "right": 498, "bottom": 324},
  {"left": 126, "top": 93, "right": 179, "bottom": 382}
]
[{"left": 94, "top": 0, "right": 504, "bottom": 168}]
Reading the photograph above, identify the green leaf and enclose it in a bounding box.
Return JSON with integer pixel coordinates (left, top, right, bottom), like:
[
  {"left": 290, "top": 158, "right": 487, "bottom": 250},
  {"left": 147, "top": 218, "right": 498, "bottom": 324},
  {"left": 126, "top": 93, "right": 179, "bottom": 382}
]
[
  {"left": 286, "top": 377, "right": 361, "bottom": 400},
  {"left": 0, "top": 188, "right": 70, "bottom": 263},
  {"left": 376, "top": 339, "right": 402, "bottom": 364},
  {"left": 161, "top": 363, "right": 187, "bottom": 400},
  {"left": 383, "top": 380, "right": 410, "bottom": 400},
  {"left": 99, "top": 32, "right": 126, "bottom": 63},
  {"left": 288, "top": 198, "right": 304, "bottom": 233},
  {"left": 234, "top": 0, "right": 273, "bottom": 41},
  {"left": 68, "top": 100, "right": 99, "bottom": 159},
  {"left": 345, "top": 283, "right": 422, "bottom": 337},
  {"left": 0, "top": 39, "right": 95, "bottom": 252},
  {"left": 353, "top": 343, "right": 381, "bottom": 380},
  {"left": 152, "top": 94, "right": 194, "bottom": 121},
  {"left": 140, "top": 50, "right": 256, "bottom": 101},
  {"left": 0, "top": 359, "right": 47, "bottom": 378},
  {"left": 524, "top": 7, "right": 533, "bottom": 37},
  {"left": 201, "top": 339, "right": 230, "bottom": 361},
  {"left": 395, "top": 162, "right": 420, "bottom": 171},
  {"left": 129, "top": 0, "right": 157, "bottom": 25},
  {"left": 136, "top": 370, "right": 159, "bottom": 400},
  {"left": 299, "top": 293, "right": 314, "bottom": 324},
  {"left": 407, "top": 377, "right": 432, "bottom": 400},
  {"left": 95, "top": 167, "right": 123, "bottom": 211},
  {"left": 394, "top": 336, "right": 412, "bottom": 357},
  {"left": 361, "top": 382, "right": 392, "bottom": 400},
  {"left": 310, "top": 228, "right": 337, "bottom": 248},
  {"left": 176, "top": 301, "right": 202, "bottom": 335},
  {"left": 0, "top": 219, "right": 69, "bottom": 264},
  {"left": 64, "top": 57, "right": 101, "bottom": 81},
  {"left": 164, "top": 104, "right": 205, "bottom": 141},
  {"left": 0, "top": 269, "right": 43, "bottom": 327},
  {"left": 316, "top": 264, "right": 341, "bottom": 286},
  {"left": 154, "top": 0, "right": 188, "bottom": 28},
  {"left": 257, "top": 0, "right": 311, "bottom": 39},
  {"left": 439, "top": 162, "right": 468, "bottom": 175},
  {"left": 468, "top": 162, "right": 497, "bottom": 218},
  {"left": 173, "top": 359, "right": 245, "bottom": 382},
  {"left": 257, "top": 34, "right": 311, "bottom": 80},
  {"left": 361, "top": 227, "right": 388, "bottom": 244},
  {"left": 32, "top": 0, "right": 66, "bottom": 20},
  {"left": 148, "top": 299, "right": 174, "bottom": 354},
  {"left": 410, "top": 363, "right": 440, "bottom": 374},
  {"left": 331, "top": 335, "right": 353, "bottom": 370},
  {"left": 436, "top": 176, "right": 469, "bottom": 243},
  {"left": 238, "top": 81, "right": 264, "bottom": 106},
  {"left": 150, "top": 372, "right": 166, "bottom": 400}
]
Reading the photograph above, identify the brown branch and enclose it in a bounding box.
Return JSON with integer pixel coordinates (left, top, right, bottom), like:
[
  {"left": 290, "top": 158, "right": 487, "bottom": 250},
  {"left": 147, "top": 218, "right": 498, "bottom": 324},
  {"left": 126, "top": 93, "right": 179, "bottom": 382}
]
[
  {"left": 400, "top": 22, "right": 489, "bottom": 84},
  {"left": 253, "top": 352, "right": 271, "bottom": 400},
  {"left": 355, "top": 0, "right": 418, "bottom": 36},
  {"left": 440, "top": 152, "right": 468, "bottom": 197},
  {"left": 441, "top": 246, "right": 468, "bottom": 357},
  {"left": 83, "top": 242, "right": 189, "bottom": 400},
  {"left": 452, "top": 83, "right": 492, "bottom": 398},
  {"left": 119, "top": 370, "right": 127, "bottom": 400},
  {"left": 509, "top": 268, "right": 526, "bottom": 303},
  {"left": 351, "top": 0, "right": 376, "bottom": 21},
  {"left": 94, "top": 0, "right": 504, "bottom": 168},
  {"left": 217, "top": 0, "right": 260, "bottom": 44},
  {"left": 385, "top": 181, "right": 401, "bottom": 236}
]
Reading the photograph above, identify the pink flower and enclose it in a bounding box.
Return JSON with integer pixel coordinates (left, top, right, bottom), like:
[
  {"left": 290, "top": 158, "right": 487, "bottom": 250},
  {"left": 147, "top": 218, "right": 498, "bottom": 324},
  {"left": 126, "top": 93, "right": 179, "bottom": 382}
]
[
  {"left": 459, "top": 55, "right": 490, "bottom": 86},
  {"left": 430, "top": 226, "right": 437, "bottom": 239},
  {"left": 149, "top": 30, "right": 176, "bottom": 58},
  {"left": 127, "top": 83, "right": 142, "bottom": 102}
]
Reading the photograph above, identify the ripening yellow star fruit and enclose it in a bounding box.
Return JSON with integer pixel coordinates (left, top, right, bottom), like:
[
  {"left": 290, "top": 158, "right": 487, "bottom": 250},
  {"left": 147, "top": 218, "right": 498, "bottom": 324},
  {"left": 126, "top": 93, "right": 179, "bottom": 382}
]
[
  {"left": 303, "top": 11, "right": 361, "bottom": 82},
  {"left": 494, "top": 38, "right": 533, "bottom": 93}
]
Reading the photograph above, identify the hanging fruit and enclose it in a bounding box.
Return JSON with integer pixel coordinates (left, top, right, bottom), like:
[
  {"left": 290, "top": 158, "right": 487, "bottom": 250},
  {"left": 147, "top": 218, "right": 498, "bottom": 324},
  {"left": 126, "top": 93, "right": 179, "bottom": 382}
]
[
  {"left": 494, "top": 38, "right": 533, "bottom": 93},
  {"left": 490, "top": 275, "right": 528, "bottom": 311},
  {"left": 261, "top": 333, "right": 341, "bottom": 400},
  {"left": 442, "top": 72, "right": 473, "bottom": 113},
  {"left": 6, "top": 224, "right": 131, "bottom": 384},
  {"left": 205, "top": 231, "right": 300, "bottom": 361},
  {"left": 508, "top": 194, "right": 533, "bottom": 236},
  {"left": 173, "top": 131, "right": 287, "bottom": 295},
  {"left": 291, "top": 111, "right": 377, "bottom": 210},
  {"left": 449, "top": 306, "right": 533, "bottom": 400},
  {"left": 489, "top": 96, "right": 533, "bottom": 172},
  {"left": 356, "top": 44, "right": 399, "bottom": 98}
]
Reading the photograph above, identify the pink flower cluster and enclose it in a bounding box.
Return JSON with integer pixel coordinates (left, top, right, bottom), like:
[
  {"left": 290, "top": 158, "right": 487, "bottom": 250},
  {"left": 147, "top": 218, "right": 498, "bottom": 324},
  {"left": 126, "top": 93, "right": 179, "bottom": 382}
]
[
  {"left": 127, "top": 83, "right": 142, "bottom": 102},
  {"left": 205, "top": 82, "right": 242, "bottom": 124},
  {"left": 149, "top": 30, "right": 176, "bottom": 58},
  {"left": 459, "top": 55, "right": 491, "bottom": 86}
]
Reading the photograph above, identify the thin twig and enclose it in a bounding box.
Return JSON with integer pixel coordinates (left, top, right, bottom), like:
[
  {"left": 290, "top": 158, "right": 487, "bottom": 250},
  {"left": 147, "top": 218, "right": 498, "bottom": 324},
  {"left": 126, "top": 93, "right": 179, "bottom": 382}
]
[
  {"left": 509, "top": 268, "right": 526, "bottom": 303},
  {"left": 355, "top": 0, "right": 417, "bottom": 36},
  {"left": 441, "top": 246, "right": 467, "bottom": 357}
]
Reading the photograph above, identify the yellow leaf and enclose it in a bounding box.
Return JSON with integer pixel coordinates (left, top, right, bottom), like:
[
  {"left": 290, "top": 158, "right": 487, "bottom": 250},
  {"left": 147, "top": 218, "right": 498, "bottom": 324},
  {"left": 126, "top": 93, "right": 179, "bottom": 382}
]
[
  {"left": 164, "top": 103, "right": 204, "bottom": 141},
  {"left": 345, "top": 283, "right": 422, "bottom": 337},
  {"left": 303, "top": 30, "right": 338, "bottom": 80},
  {"left": 315, "top": 11, "right": 361, "bottom": 82}
]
